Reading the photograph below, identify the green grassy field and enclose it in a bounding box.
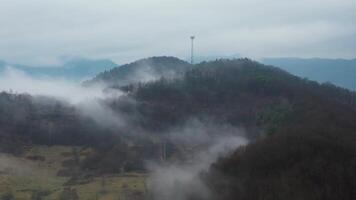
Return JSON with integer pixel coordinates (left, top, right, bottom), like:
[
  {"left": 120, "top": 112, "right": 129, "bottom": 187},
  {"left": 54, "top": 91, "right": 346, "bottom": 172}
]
[{"left": 0, "top": 146, "right": 147, "bottom": 200}]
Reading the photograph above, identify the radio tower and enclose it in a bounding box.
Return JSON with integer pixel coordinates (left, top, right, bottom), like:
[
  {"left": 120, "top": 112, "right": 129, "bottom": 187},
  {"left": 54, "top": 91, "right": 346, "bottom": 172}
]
[{"left": 190, "top": 36, "right": 195, "bottom": 64}]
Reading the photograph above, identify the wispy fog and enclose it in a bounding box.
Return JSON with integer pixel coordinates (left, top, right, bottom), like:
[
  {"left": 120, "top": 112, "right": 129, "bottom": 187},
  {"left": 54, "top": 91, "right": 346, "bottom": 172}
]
[
  {"left": 1, "top": 60, "right": 247, "bottom": 200},
  {"left": 0, "top": 66, "right": 109, "bottom": 103},
  {"left": 0, "top": 66, "right": 126, "bottom": 128},
  {"left": 147, "top": 121, "right": 248, "bottom": 200}
]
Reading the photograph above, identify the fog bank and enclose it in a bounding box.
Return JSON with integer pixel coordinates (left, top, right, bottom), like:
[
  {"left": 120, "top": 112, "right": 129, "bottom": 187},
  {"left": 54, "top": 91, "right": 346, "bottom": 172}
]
[{"left": 148, "top": 125, "right": 248, "bottom": 200}]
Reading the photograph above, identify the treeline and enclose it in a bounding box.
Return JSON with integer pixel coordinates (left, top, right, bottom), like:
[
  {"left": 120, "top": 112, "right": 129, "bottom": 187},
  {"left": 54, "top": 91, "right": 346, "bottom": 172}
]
[
  {"left": 0, "top": 92, "right": 171, "bottom": 173},
  {"left": 85, "top": 56, "right": 191, "bottom": 87},
  {"left": 0, "top": 92, "right": 113, "bottom": 152}
]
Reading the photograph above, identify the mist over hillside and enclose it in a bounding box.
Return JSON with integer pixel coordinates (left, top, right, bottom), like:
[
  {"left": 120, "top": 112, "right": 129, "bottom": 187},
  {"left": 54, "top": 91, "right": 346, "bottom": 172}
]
[
  {"left": 86, "top": 56, "right": 191, "bottom": 87},
  {"left": 0, "top": 56, "right": 355, "bottom": 199},
  {"left": 263, "top": 58, "right": 356, "bottom": 91},
  {"left": 1, "top": 0, "right": 355, "bottom": 199}
]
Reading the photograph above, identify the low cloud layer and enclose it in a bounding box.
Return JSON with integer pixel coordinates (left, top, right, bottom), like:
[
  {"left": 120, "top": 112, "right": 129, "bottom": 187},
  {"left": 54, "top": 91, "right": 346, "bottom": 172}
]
[
  {"left": 0, "top": 66, "right": 125, "bottom": 128},
  {"left": 0, "top": 66, "right": 107, "bottom": 103},
  {"left": 0, "top": 0, "right": 355, "bottom": 65}
]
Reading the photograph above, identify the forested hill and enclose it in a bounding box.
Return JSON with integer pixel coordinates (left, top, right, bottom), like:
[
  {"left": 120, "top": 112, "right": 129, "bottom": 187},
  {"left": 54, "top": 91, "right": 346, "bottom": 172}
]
[
  {"left": 3, "top": 58, "right": 356, "bottom": 149},
  {"left": 126, "top": 58, "right": 355, "bottom": 200},
  {"left": 1, "top": 58, "right": 356, "bottom": 199},
  {"left": 2, "top": 58, "right": 356, "bottom": 154},
  {"left": 120, "top": 58, "right": 356, "bottom": 199},
  {"left": 85, "top": 56, "right": 191, "bottom": 86},
  {"left": 124, "top": 58, "right": 356, "bottom": 134}
]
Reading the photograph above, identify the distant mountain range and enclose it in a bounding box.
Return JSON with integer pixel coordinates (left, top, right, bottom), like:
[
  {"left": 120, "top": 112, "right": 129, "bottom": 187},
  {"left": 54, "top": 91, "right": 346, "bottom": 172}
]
[
  {"left": 2, "top": 56, "right": 356, "bottom": 92},
  {"left": 0, "top": 57, "right": 118, "bottom": 80},
  {"left": 262, "top": 58, "right": 356, "bottom": 91}
]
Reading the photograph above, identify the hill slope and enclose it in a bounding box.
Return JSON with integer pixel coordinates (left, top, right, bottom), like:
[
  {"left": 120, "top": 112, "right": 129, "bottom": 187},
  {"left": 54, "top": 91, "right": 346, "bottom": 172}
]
[
  {"left": 122, "top": 58, "right": 356, "bottom": 199},
  {"left": 123, "top": 59, "right": 356, "bottom": 135},
  {"left": 205, "top": 131, "right": 356, "bottom": 200}
]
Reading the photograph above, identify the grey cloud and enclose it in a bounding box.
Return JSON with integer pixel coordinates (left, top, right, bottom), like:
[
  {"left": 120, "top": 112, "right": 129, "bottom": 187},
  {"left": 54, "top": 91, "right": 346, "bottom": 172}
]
[{"left": 0, "top": 0, "right": 355, "bottom": 65}]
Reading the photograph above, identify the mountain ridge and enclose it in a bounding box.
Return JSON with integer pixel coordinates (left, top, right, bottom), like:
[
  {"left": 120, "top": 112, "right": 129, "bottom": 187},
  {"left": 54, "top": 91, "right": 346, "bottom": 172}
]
[
  {"left": 85, "top": 56, "right": 191, "bottom": 86},
  {"left": 0, "top": 57, "right": 118, "bottom": 80},
  {"left": 263, "top": 57, "right": 356, "bottom": 91}
]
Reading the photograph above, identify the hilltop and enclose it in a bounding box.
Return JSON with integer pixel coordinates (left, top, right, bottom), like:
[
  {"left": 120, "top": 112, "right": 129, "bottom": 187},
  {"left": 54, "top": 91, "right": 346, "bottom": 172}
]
[{"left": 85, "top": 56, "right": 191, "bottom": 86}]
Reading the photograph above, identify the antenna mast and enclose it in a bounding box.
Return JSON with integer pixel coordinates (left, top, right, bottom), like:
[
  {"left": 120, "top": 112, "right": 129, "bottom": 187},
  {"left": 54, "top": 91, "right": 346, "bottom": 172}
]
[{"left": 190, "top": 36, "right": 195, "bottom": 64}]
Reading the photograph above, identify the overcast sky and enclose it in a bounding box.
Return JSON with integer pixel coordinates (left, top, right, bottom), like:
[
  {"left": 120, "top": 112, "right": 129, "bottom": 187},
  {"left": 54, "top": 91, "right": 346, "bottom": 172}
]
[{"left": 0, "top": 0, "right": 355, "bottom": 65}]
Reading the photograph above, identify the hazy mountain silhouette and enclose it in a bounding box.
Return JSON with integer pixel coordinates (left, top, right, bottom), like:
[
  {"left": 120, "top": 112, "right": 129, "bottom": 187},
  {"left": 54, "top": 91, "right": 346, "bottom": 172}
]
[
  {"left": 263, "top": 58, "right": 356, "bottom": 91},
  {"left": 0, "top": 57, "right": 118, "bottom": 80}
]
